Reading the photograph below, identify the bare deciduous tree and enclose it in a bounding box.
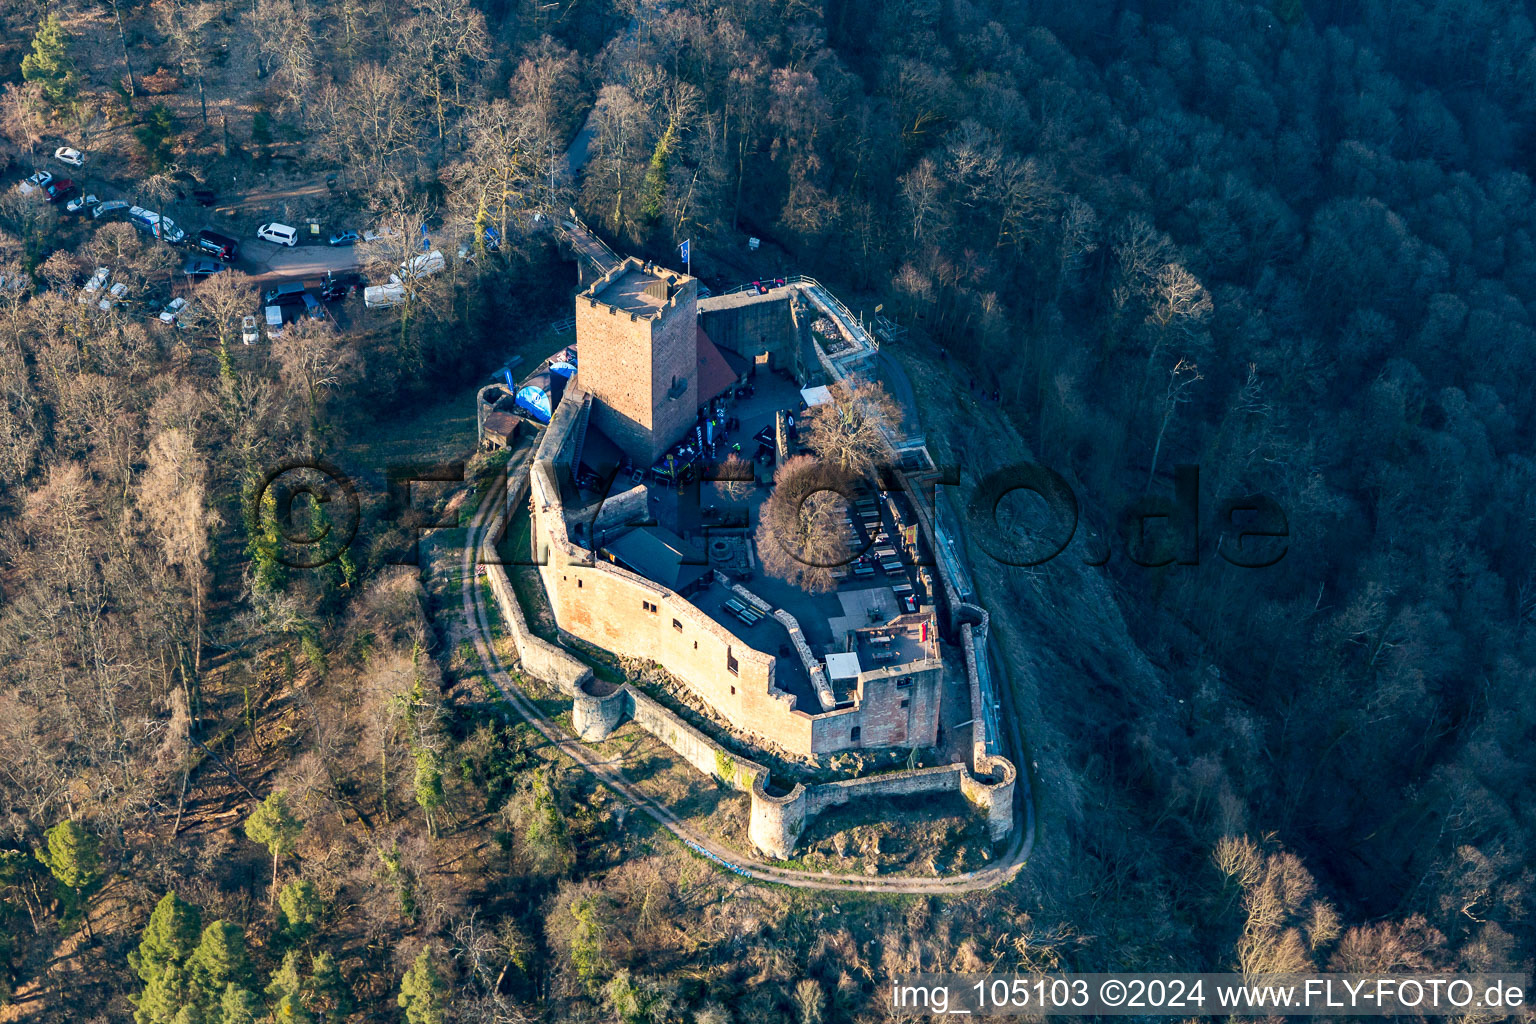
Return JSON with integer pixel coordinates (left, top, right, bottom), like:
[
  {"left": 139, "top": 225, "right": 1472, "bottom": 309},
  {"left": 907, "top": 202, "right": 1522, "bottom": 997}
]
[
  {"left": 800, "top": 377, "right": 901, "bottom": 480},
  {"left": 755, "top": 455, "right": 853, "bottom": 593}
]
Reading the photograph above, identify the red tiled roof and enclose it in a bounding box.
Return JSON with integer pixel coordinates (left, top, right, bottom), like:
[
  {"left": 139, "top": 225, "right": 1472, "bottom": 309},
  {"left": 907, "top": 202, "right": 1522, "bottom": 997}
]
[{"left": 696, "top": 324, "right": 741, "bottom": 403}]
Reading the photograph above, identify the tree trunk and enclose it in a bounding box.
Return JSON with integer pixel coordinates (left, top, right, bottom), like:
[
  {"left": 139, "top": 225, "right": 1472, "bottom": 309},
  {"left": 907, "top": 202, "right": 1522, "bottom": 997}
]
[{"left": 112, "top": 0, "right": 138, "bottom": 99}]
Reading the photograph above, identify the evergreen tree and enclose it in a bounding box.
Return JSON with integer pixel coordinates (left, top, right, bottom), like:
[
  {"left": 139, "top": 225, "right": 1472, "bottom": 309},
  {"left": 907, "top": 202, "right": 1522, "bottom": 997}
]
[
  {"left": 276, "top": 878, "right": 324, "bottom": 947},
  {"left": 134, "top": 962, "right": 195, "bottom": 1024},
  {"left": 134, "top": 104, "right": 177, "bottom": 172},
  {"left": 308, "top": 952, "right": 355, "bottom": 1023},
  {"left": 244, "top": 790, "right": 303, "bottom": 902},
  {"left": 265, "top": 951, "right": 311, "bottom": 1024},
  {"left": 187, "top": 921, "right": 252, "bottom": 1008},
  {"left": 397, "top": 949, "right": 447, "bottom": 1024},
  {"left": 35, "top": 820, "right": 103, "bottom": 930},
  {"left": 20, "top": 15, "right": 76, "bottom": 106},
  {"left": 413, "top": 748, "right": 445, "bottom": 839},
  {"left": 246, "top": 488, "right": 287, "bottom": 595},
  {"left": 131, "top": 892, "right": 203, "bottom": 986},
  {"left": 218, "top": 984, "right": 262, "bottom": 1024},
  {"left": 35, "top": 820, "right": 102, "bottom": 893}
]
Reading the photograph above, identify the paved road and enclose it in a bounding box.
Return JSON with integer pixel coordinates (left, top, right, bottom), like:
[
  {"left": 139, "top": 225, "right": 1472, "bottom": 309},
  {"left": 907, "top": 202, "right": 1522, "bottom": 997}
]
[{"left": 460, "top": 473, "right": 1035, "bottom": 892}]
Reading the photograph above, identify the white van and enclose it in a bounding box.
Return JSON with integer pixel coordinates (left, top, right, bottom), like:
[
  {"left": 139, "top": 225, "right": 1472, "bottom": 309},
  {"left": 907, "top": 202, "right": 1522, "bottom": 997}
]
[
  {"left": 400, "top": 249, "right": 445, "bottom": 279},
  {"left": 364, "top": 279, "right": 407, "bottom": 308},
  {"left": 128, "top": 206, "right": 186, "bottom": 244},
  {"left": 257, "top": 222, "right": 298, "bottom": 247}
]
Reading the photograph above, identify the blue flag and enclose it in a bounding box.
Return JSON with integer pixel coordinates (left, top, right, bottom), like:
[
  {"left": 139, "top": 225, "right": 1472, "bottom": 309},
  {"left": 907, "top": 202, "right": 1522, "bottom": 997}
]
[{"left": 679, "top": 239, "right": 690, "bottom": 264}]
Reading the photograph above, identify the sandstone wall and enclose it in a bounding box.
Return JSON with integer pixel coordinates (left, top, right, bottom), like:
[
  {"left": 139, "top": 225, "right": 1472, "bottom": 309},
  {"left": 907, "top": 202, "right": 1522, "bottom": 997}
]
[
  {"left": 745, "top": 757, "right": 1015, "bottom": 859},
  {"left": 697, "top": 291, "right": 797, "bottom": 372},
  {"left": 489, "top": 456, "right": 1017, "bottom": 861},
  {"left": 575, "top": 259, "right": 698, "bottom": 464},
  {"left": 480, "top": 503, "right": 592, "bottom": 697},
  {"left": 529, "top": 448, "right": 821, "bottom": 755}
]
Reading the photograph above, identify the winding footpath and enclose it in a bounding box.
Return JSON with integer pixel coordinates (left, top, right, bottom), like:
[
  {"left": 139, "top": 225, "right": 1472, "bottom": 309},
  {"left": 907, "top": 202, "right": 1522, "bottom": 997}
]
[{"left": 459, "top": 478, "right": 1036, "bottom": 893}]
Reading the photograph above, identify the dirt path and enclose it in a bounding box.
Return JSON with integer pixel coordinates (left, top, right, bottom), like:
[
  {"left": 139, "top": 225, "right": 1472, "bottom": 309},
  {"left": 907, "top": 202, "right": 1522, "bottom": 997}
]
[
  {"left": 239, "top": 239, "right": 360, "bottom": 285},
  {"left": 459, "top": 478, "right": 1035, "bottom": 893}
]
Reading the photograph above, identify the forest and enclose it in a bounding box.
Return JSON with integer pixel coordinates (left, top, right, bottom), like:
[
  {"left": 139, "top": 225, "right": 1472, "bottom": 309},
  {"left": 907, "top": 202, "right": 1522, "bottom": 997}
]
[{"left": 0, "top": 0, "right": 1532, "bottom": 1020}]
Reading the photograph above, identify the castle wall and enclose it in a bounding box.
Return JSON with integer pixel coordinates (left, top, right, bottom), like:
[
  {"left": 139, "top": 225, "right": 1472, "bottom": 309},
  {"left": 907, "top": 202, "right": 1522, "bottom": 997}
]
[
  {"left": 745, "top": 757, "right": 1016, "bottom": 859},
  {"left": 850, "top": 662, "right": 944, "bottom": 749},
  {"left": 698, "top": 292, "right": 797, "bottom": 373},
  {"left": 529, "top": 454, "right": 821, "bottom": 755},
  {"left": 480, "top": 500, "right": 593, "bottom": 698},
  {"left": 490, "top": 457, "right": 1017, "bottom": 861},
  {"left": 592, "top": 484, "right": 648, "bottom": 542}
]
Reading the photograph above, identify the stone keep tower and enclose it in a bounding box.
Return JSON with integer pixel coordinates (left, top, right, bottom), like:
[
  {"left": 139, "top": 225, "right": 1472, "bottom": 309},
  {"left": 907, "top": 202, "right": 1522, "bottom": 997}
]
[{"left": 574, "top": 257, "right": 698, "bottom": 466}]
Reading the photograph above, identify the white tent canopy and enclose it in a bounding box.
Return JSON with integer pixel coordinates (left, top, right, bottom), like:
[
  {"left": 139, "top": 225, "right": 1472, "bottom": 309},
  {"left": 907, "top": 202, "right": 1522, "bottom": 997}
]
[{"left": 800, "top": 385, "right": 833, "bottom": 407}]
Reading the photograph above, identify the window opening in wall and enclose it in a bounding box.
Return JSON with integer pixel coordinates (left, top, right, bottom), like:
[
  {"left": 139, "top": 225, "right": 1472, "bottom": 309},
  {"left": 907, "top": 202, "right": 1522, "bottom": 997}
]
[
  {"left": 727, "top": 647, "right": 739, "bottom": 675},
  {"left": 850, "top": 726, "right": 861, "bottom": 742},
  {"left": 896, "top": 676, "right": 912, "bottom": 688},
  {"left": 673, "top": 619, "right": 683, "bottom": 631},
  {"left": 730, "top": 686, "right": 736, "bottom": 695},
  {"left": 642, "top": 600, "right": 658, "bottom": 613},
  {"left": 577, "top": 579, "right": 583, "bottom": 588},
  {"left": 901, "top": 698, "right": 910, "bottom": 708}
]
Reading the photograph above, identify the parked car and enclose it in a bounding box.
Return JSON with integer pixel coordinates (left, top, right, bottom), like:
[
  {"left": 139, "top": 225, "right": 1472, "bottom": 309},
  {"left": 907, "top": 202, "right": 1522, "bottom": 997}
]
[
  {"left": 400, "top": 250, "right": 445, "bottom": 279},
  {"left": 93, "top": 199, "right": 131, "bottom": 219},
  {"left": 65, "top": 193, "right": 100, "bottom": 214},
  {"left": 128, "top": 206, "right": 185, "bottom": 244},
  {"left": 43, "top": 179, "right": 76, "bottom": 203},
  {"left": 362, "top": 225, "right": 399, "bottom": 243},
  {"left": 79, "top": 267, "right": 111, "bottom": 304},
  {"left": 195, "top": 229, "right": 239, "bottom": 262},
  {"left": 241, "top": 315, "right": 260, "bottom": 345},
  {"left": 191, "top": 188, "right": 217, "bottom": 206},
  {"left": 263, "top": 281, "right": 308, "bottom": 307},
  {"left": 328, "top": 229, "right": 359, "bottom": 247},
  {"left": 182, "top": 258, "right": 226, "bottom": 277},
  {"left": 98, "top": 281, "right": 128, "bottom": 311},
  {"left": 264, "top": 304, "right": 285, "bottom": 339},
  {"left": 53, "top": 147, "right": 85, "bottom": 168},
  {"left": 17, "top": 171, "right": 51, "bottom": 195},
  {"left": 257, "top": 222, "right": 298, "bottom": 246},
  {"left": 301, "top": 292, "right": 325, "bottom": 321},
  {"left": 158, "top": 297, "right": 188, "bottom": 325}
]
